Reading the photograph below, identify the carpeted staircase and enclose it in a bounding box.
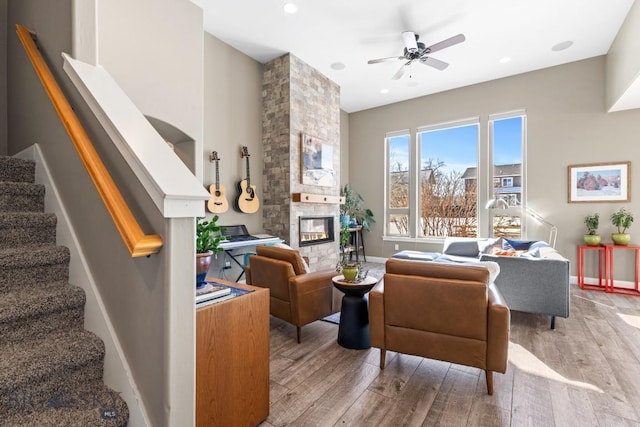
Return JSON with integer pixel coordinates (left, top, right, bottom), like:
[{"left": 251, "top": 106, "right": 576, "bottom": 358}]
[{"left": 0, "top": 156, "right": 129, "bottom": 426}]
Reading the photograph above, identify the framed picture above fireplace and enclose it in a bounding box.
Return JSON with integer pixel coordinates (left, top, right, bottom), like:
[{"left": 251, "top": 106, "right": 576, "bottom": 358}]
[{"left": 301, "top": 133, "right": 335, "bottom": 187}]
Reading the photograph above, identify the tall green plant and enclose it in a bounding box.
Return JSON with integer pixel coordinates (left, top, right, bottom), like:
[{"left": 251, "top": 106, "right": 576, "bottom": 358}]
[
  {"left": 340, "top": 184, "right": 375, "bottom": 231},
  {"left": 196, "top": 216, "right": 225, "bottom": 253}
]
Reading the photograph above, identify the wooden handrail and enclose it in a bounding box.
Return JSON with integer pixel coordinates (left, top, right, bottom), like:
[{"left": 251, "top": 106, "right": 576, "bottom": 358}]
[{"left": 16, "top": 25, "right": 163, "bottom": 257}]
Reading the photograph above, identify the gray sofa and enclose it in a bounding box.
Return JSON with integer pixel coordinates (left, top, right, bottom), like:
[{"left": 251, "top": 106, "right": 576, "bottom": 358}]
[{"left": 392, "top": 237, "right": 570, "bottom": 328}]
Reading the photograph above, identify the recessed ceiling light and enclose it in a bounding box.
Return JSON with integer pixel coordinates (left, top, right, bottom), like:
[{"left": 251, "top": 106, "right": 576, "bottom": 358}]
[
  {"left": 330, "top": 62, "right": 346, "bottom": 71},
  {"left": 283, "top": 2, "right": 297, "bottom": 14},
  {"left": 380, "top": 88, "right": 389, "bottom": 94},
  {"left": 499, "top": 56, "right": 511, "bottom": 64},
  {"left": 552, "top": 41, "right": 573, "bottom": 52}
]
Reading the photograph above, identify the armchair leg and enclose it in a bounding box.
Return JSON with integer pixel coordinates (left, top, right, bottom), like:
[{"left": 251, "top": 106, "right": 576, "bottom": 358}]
[
  {"left": 296, "top": 326, "right": 302, "bottom": 344},
  {"left": 550, "top": 315, "right": 556, "bottom": 330},
  {"left": 380, "top": 349, "right": 386, "bottom": 370},
  {"left": 485, "top": 371, "right": 494, "bottom": 395}
]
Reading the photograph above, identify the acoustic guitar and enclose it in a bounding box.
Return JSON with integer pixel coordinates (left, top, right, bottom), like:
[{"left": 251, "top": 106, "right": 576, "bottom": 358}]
[
  {"left": 234, "top": 146, "right": 260, "bottom": 213},
  {"left": 207, "top": 151, "right": 229, "bottom": 213}
]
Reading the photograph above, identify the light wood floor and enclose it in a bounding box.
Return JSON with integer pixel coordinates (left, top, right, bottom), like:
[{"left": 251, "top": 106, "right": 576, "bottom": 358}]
[{"left": 260, "top": 284, "right": 640, "bottom": 426}]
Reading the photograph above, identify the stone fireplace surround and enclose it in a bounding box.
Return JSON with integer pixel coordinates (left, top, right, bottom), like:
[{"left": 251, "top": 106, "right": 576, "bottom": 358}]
[{"left": 261, "top": 53, "right": 341, "bottom": 271}]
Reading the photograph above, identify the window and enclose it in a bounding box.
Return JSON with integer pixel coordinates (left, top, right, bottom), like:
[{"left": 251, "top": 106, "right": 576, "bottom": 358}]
[
  {"left": 385, "top": 132, "right": 410, "bottom": 236},
  {"left": 490, "top": 114, "right": 525, "bottom": 238},
  {"left": 383, "top": 112, "right": 526, "bottom": 240},
  {"left": 418, "top": 120, "right": 479, "bottom": 237}
]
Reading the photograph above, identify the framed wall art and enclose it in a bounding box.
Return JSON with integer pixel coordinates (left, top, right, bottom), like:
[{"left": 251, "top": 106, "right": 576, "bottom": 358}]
[
  {"left": 301, "top": 133, "right": 335, "bottom": 187},
  {"left": 568, "top": 161, "right": 631, "bottom": 203}
]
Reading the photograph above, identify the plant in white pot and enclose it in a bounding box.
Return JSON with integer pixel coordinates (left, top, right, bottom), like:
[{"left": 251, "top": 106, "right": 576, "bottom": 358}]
[
  {"left": 583, "top": 213, "right": 601, "bottom": 246},
  {"left": 610, "top": 208, "right": 633, "bottom": 245},
  {"left": 196, "top": 216, "right": 225, "bottom": 289}
]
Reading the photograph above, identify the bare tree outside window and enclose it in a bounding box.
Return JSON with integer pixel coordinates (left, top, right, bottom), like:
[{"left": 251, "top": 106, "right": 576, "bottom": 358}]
[{"left": 419, "top": 159, "right": 477, "bottom": 237}]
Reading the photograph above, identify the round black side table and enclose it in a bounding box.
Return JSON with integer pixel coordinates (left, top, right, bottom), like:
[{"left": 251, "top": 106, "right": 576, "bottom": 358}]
[{"left": 332, "top": 275, "right": 378, "bottom": 349}]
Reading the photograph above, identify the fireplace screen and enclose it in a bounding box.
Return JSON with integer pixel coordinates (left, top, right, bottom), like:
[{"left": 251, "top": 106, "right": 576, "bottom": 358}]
[{"left": 299, "top": 216, "right": 335, "bottom": 246}]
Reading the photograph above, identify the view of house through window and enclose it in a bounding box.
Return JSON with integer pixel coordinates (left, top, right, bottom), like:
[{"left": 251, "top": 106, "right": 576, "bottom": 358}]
[
  {"left": 384, "top": 113, "right": 525, "bottom": 240},
  {"left": 490, "top": 115, "right": 524, "bottom": 239}
]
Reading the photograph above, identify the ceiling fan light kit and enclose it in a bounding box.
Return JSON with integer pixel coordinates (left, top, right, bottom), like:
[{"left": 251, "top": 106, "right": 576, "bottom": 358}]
[{"left": 368, "top": 31, "right": 466, "bottom": 80}]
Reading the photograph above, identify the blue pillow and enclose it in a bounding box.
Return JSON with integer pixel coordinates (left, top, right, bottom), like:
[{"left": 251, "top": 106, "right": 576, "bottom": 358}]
[
  {"left": 482, "top": 237, "right": 514, "bottom": 253},
  {"left": 504, "top": 238, "right": 536, "bottom": 251},
  {"left": 444, "top": 240, "right": 479, "bottom": 257},
  {"left": 528, "top": 241, "right": 550, "bottom": 252}
]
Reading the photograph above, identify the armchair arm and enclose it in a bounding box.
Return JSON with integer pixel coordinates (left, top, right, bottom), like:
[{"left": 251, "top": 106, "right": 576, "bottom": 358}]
[
  {"left": 369, "top": 279, "right": 385, "bottom": 349},
  {"left": 288, "top": 269, "right": 337, "bottom": 325},
  {"left": 487, "top": 283, "right": 510, "bottom": 373}
]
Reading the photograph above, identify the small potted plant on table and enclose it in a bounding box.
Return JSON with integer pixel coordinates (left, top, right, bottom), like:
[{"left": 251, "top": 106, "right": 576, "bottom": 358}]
[
  {"left": 610, "top": 208, "right": 634, "bottom": 245},
  {"left": 583, "top": 213, "right": 601, "bottom": 246}
]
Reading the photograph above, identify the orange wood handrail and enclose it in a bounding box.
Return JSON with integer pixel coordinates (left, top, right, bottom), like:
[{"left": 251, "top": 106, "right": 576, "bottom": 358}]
[{"left": 16, "top": 24, "right": 163, "bottom": 257}]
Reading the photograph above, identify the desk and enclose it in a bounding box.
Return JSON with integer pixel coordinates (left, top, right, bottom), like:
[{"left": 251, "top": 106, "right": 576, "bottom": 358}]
[
  {"left": 219, "top": 235, "right": 282, "bottom": 281},
  {"left": 332, "top": 275, "right": 377, "bottom": 349}
]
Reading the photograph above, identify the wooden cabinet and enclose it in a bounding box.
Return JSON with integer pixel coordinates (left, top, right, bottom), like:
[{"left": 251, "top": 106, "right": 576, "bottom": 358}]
[{"left": 196, "top": 280, "right": 269, "bottom": 426}]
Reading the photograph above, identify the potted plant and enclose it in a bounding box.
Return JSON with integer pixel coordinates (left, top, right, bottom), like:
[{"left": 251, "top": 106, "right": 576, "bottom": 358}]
[
  {"left": 196, "top": 215, "right": 225, "bottom": 288},
  {"left": 610, "top": 207, "right": 633, "bottom": 245},
  {"left": 583, "top": 213, "right": 601, "bottom": 246},
  {"left": 340, "top": 184, "right": 375, "bottom": 231}
]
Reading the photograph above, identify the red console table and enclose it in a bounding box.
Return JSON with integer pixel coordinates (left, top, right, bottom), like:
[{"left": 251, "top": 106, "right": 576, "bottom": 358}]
[
  {"left": 578, "top": 244, "right": 640, "bottom": 296},
  {"left": 604, "top": 243, "right": 640, "bottom": 296},
  {"left": 577, "top": 245, "right": 606, "bottom": 291}
]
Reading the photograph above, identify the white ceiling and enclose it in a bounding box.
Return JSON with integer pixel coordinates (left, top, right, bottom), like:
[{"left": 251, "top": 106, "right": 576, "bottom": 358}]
[{"left": 196, "top": 0, "right": 635, "bottom": 113}]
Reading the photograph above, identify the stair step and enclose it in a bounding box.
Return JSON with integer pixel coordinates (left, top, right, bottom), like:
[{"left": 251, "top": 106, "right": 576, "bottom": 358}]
[
  {"left": 0, "top": 212, "right": 57, "bottom": 249},
  {"left": 0, "top": 383, "right": 129, "bottom": 427},
  {"left": 0, "top": 156, "right": 35, "bottom": 184},
  {"left": 0, "top": 330, "right": 106, "bottom": 416},
  {"left": 0, "top": 284, "right": 85, "bottom": 344},
  {"left": 0, "top": 245, "right": 70, "bottom": 293},
  {"left": 0, "top": 182, "right": 45, "bottom": 212}
]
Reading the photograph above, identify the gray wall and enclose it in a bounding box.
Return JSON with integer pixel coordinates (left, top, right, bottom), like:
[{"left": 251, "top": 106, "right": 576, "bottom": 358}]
[
  {"left": 203, "top": 33, "right": 264, "bottom": 278},
  {"left": 0, "top": 0, "right": 7, "bottom": 155},
  {"left": 349, "top": 56, "right": 640, "bottom": 278}
]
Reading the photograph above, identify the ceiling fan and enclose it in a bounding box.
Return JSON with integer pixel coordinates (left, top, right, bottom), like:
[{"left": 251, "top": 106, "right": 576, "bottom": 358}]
[{"left": 368, "top": 31, "right": 466, "bottom": 80}]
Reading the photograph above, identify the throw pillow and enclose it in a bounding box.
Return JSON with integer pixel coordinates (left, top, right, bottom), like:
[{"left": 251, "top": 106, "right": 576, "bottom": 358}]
[
  {"left": 443, "top": 239, "right": 480, "bottom": 257},
  {"left": 274, "top": 242, "right": 311, "bottom": 273},
  {"left": 504, "top": 238, "right": 536, "bottom": 251},
  {"left": 481, "top": 237, "right": 515, "bottom": 254}
]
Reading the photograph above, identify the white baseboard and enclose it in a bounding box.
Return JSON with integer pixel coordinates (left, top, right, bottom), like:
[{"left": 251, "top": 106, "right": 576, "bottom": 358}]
[{"left": 14, "top": 145, "right": 149, "bottom": 426}]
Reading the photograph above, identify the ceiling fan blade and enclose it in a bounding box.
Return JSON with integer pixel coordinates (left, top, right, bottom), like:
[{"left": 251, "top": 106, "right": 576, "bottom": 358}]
[
  {"left": 392, "top": 61, "right": 411, "bottom": 80},
  {"left": 419, "top": 56, "right": 449, "bottom": 71},
  {"left": 368, "top": 56, "right": 405, "bottom": 64},
  {"left": 401, "top": 31, "right": 419, "bottom": 51},
  {"left": 425, "top": 33, "right": 466, "bottom": 54}
]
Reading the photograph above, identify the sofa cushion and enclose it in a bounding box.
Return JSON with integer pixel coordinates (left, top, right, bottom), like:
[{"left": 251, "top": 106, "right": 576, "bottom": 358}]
[
  {"left": 443, "top": 238, "right": 481, "bottom": 257},
  {"left": 482, "top": 237, "right": 514, "bottom": 254},
  {"left": 392, "top": 250, "right": 440, "bottom": 262}
]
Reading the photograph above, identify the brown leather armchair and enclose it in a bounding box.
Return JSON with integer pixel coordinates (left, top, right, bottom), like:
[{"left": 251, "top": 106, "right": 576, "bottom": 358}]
[
  {"left": 245, "top": 246, "right": 340, "bottom": 343},
  {"left": 369, "top": 259, "right": 510, "bottom": 395}
]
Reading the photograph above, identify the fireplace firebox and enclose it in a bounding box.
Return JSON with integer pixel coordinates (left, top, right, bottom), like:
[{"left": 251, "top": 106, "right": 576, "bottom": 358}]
[{"left": 299, "top": 216, "right": 334, "bottom": 246}]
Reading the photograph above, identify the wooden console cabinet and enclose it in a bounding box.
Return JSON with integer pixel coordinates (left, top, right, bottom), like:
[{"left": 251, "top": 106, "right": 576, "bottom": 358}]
[{"left": 196, "top": 280, "right": 269, "bottom": 426}]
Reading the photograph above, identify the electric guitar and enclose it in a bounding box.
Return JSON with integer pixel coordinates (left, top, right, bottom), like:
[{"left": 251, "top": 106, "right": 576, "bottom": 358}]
[
  {"left": 207, "top": 151, "right": 229, "bottom": 213},
  {"left": 234, "top": 146, "right": 260, "bottom": 213}
]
